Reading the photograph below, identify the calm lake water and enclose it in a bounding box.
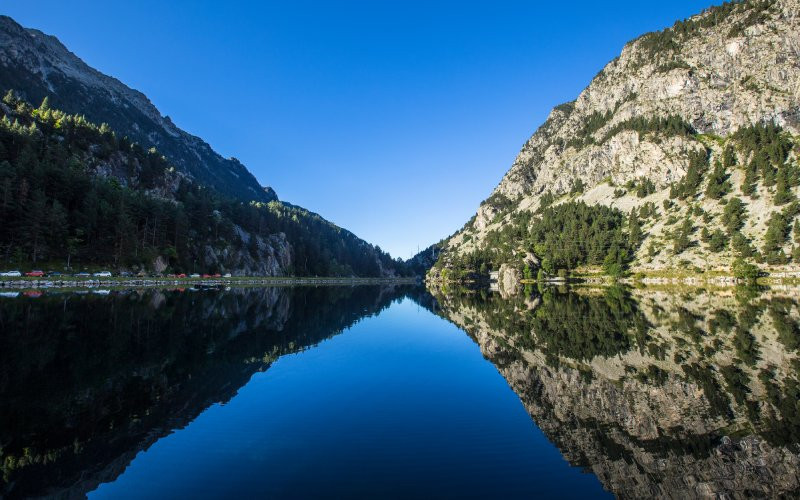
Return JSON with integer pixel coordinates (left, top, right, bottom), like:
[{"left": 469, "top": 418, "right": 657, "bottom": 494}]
[{"left": 1, "top": 285, "right": 798, "bottom": 498}]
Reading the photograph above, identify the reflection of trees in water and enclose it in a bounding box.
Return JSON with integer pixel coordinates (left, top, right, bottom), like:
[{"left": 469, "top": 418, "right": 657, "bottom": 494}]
[
  {"left": 0, "top": 285, "right": 418, "bottom": 498},
  {"left": 529, "top": 287, "right": 648, "bottom": 362},
  {"left": 430, "top": 285, "right": 800, "bottom": 498}
]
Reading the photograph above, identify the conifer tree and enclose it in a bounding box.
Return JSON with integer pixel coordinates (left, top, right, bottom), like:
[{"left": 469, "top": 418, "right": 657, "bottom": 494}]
[
  {"left": 673, "top": 215, "right": 694, "bottom": 254},
  {"left": 722, "top": 197, "right": 746, "bottom": 234},
  {"left": 774, "top": 165, "right": 795, "bottom": 205},
  {"left": 705, "top": 159, "right": 731, "bottom": 200},
  {"left": 628, "top": 211, "right": 642, "bottom": 248}
]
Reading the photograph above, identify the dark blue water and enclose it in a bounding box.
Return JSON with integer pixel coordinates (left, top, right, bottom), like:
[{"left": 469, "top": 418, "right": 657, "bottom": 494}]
[
  {"left": 87, "top": 297, "right": 607, "bottom": 499},
  {"left": 6, "top": 285, "right": 798, "bottom": 497}
]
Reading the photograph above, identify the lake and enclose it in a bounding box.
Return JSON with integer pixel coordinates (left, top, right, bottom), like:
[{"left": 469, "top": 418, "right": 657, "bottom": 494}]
[{"left": 1, "top": 284, "right": 798, "bottom": 498}]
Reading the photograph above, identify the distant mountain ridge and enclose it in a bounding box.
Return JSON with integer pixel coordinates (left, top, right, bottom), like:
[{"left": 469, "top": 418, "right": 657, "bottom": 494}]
[{"left": 0, "top": 15, "right": 275, "bottom": 203}]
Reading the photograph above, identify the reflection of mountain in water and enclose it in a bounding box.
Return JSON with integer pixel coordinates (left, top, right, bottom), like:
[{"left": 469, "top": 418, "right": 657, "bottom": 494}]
[
  {"left": 0, "top": 285, "right": 417, "bottom": 498},
  {"left": 430, "top": 286, "right": 800, "bottom": 498}
]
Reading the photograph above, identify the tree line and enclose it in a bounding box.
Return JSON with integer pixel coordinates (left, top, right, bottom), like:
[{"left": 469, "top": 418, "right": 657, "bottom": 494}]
[{"left": 0, "top": 92, "right": 410, "bottom": 276}]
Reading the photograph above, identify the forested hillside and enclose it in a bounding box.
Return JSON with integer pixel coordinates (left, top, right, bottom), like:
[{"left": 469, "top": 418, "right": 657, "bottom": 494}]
[{"left": 0, "top": 93, "right": 408, "bottom": 276}]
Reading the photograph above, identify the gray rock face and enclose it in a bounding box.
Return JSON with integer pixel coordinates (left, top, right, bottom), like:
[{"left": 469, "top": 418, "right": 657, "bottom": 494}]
[
  {"left": 499, "top": 0, "right": 799, "bottom": 203},
  {"left": 497, "top": 263, "right": 521, "bottom": 296},
  {"left": 441, "top": 0, "right": 800, "bottom": 263},
  {"left": 203, "top": 230, "right": 292, "bottom": 276}
]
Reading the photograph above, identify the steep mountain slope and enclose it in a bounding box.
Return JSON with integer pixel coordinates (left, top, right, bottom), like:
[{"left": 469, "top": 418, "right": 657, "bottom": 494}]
[
  {"left": 0, "top": 15, "right": 274, "bottom": 203},
  {"left": 0, "top": 16, "right": 412, "bottom": 276},
  {"left": 0, "top": 94, "right": 407, "bottom": 276},
  {"left": 430, "top": 0, "right": 800, "bottom": 282},
  {"left": 0, "top": 93, "right": 289, "bottom": 276}
]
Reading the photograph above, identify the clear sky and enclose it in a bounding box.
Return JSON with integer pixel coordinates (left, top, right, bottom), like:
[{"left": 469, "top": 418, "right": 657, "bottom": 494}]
[{"left": 5, "top": 1, "right": 716, "bottom": 258}]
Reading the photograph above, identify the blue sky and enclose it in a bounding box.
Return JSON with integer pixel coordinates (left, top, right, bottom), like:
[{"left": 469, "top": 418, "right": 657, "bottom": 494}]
[{"left": 5, "top": 1, "right": 716, "bottom": 258}]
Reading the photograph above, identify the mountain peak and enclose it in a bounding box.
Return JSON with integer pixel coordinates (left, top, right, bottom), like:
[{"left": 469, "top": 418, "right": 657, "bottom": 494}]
[{"left": 0, "top": 15, "right": 275, "bottom": 203}]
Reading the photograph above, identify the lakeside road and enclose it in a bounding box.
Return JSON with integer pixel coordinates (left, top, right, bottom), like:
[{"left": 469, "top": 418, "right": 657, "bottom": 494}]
[{"left": 0, "top": 276, "right": 421, "bottom": 290}]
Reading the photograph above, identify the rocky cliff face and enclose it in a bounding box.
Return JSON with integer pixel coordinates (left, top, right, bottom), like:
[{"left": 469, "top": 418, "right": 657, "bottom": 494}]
[
  {"left": 0, "top": 15, "right": 276, "bottom": 204},
  {"left": 432, "top": 287, "right": 800, "bottom": 498},
  {"left": 203, "top": 230, "right": 292, "bottom": 276},
  {"left": 434, "top": 0, "right": 800, "bottom": 278}
]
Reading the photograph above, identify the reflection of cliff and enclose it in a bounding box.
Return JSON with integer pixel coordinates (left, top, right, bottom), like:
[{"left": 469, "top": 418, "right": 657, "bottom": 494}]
[
  {"left": 0, "top": 285, "right": 417, "bottom": 498},
  {"left": 430, "top": 286, "right": 800, "bottom": 498}
]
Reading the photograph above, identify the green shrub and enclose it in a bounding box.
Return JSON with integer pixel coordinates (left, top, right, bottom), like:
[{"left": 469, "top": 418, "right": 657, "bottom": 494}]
[{"left": 732, "top": 258, "right": 760, "bottom": 282}]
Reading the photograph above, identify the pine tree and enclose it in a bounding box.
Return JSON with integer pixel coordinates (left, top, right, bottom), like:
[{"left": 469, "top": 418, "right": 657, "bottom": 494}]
[
  {"left": 773, "top": 165, "right": 795, "bottom": 205},
  {"left": 704, "top": 159, "right": 731, "bottom": 199},
  {"left": 47, "top": 200, "right": 68, "bottom": 258},
  {"left": 628, "top": 211, "right": 642, "bottom": 248},
  {"left": 722, "top": 144, "right": 736, "bottom": 168},
  {"left": 673, "top": 215, "right": 694, "bottom": 254},
  {"left": 792, "top": 244, "right": 800, "bottom": 263},
  {"left": 722, "top": 197, "right": 746, "bottom": 234},
  {"left": 708, "top": 230, "right": 728, "bottom": 253},
  {"left": 26, "top": 189, "right": 48, "bottom": 263},
  {"left": 635, "top": 178, "right": 656, "bottom": 198},
  {"left": 731, "top": 232, "right": 754, "bottom": 258},
  {"left": 763, "top": 211, "right": 790, "bottom": 264},
  {"left": 793, "top": 219, "right": 800, "bottom": 244},
  {"left": 741, "top": 160, "right": 759, "bottom": 197},
  {"left": 16, "top": 143, "right": 39, "bottom": 173},
  {"left": 757, "top": 150, "right": 776, "bottom": 187}
]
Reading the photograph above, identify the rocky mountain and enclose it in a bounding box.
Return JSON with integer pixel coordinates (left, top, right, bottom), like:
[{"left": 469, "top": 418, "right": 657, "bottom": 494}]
[
  {"left": 430, "top": 0, "right": 800, "bottom": 283},
  {"left": 0, "top": 15, "right": 274, "bottom": 203}
]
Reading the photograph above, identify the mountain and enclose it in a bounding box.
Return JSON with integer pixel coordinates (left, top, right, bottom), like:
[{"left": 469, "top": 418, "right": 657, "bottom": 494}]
[
  {"left": 0, "top": 94, "right": 409, "bottom": 276},
  {"left": 0, "top": 15, "right": 274, "bottom": 203},
  {"left": 429, "top": 0, "right": 800, "bottom": 284},
  {"left": 0, "top": 17, "right": 410, "bottom": 277}
]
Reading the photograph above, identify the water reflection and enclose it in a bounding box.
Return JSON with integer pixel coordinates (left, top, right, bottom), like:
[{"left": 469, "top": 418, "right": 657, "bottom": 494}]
[
  {"left": 3, "top": 284, "right": 799, "bottom": 498},
  {"left": 430, "top": 285, "right": 800, "bottom": 498},
  {"left": 0, "top": 285, "right": 417, "bottom": 498}
]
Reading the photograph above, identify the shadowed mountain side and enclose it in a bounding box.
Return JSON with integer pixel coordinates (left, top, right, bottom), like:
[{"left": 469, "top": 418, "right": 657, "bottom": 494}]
[{"left": 0, "top": 15, "right": 271, "bottom": 203}]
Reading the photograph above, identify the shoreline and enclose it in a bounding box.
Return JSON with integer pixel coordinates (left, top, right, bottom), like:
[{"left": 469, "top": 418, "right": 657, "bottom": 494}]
[
  {"left": 428, "top": 274, "right": 800, "bottom": 290},
  {"left": 0, "top": 276, "right": 421, "bottom": 291}
]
